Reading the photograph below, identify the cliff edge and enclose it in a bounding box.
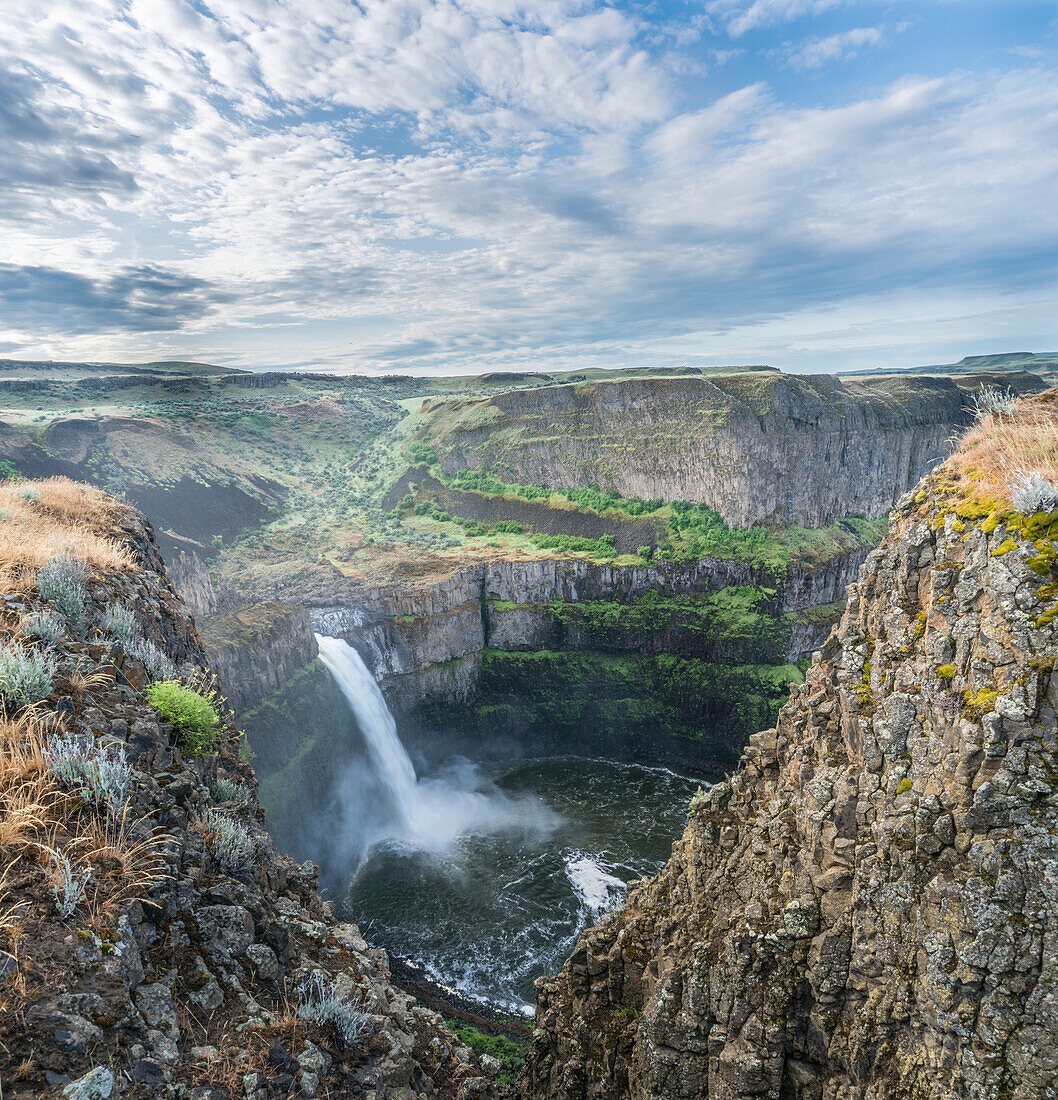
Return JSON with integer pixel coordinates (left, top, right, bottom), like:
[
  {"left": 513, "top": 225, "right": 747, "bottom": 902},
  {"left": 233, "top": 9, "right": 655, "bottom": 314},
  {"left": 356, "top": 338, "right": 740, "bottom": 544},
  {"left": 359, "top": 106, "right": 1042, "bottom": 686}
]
[
  {"left": 520, "top": 393, "right": 1058, "bottom": 1099},
  {"left": 0, "top": 478, "right": 493, "bottom": 1099}
]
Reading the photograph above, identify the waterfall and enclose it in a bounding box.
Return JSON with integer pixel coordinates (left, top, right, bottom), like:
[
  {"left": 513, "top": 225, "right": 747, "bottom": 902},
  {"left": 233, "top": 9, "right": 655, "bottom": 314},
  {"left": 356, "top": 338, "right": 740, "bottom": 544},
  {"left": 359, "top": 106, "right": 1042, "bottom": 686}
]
[
  {"left": 316, "top": 633, "right": 558, "bottom": 853},
  {"left": 316, "top": 635, "right": 418, "bottom": 832}
]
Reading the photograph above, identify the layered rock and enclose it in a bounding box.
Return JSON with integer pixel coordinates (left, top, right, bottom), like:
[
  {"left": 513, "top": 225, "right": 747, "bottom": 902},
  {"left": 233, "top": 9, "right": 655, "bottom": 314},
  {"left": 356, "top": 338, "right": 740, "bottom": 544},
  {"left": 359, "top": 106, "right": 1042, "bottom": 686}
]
[
  {"left": 418, "top": 371, "right": 1046, "bottom": 527},
  {"left": 520, "top": 465, "right": 1058, "bottom": 1098}
]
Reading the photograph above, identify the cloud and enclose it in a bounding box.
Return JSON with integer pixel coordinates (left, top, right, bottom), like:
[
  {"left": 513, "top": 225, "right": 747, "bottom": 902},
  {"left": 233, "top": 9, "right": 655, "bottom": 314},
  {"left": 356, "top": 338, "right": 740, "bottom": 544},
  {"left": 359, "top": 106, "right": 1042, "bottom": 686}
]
[
  {"left": 0, "top": 0, "right": 1056, "bottom": 373},
  {"left": 784, "top": 25, "right": 887, "bottom": 69},
  {"left": 706, "top": 0, "right": 847, "bottom": 38},
  {"left": 0, "top": 264, "right": 227, "bottom": 334}
]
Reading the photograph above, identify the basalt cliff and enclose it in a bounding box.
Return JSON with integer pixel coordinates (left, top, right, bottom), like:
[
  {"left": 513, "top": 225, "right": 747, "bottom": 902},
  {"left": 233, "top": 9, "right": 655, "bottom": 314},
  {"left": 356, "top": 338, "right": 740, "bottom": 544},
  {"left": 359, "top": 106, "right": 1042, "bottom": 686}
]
[{"left": 520, "top": 401, "right": 1058, "bottom": 1099}]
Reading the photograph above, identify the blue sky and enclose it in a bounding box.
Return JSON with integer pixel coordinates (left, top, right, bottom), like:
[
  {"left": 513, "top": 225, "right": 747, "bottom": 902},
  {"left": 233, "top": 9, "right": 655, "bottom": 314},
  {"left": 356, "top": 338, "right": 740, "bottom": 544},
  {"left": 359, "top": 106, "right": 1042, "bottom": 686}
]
[{"left": 2, "top": 0, "right": 1057, "bottom": 374}]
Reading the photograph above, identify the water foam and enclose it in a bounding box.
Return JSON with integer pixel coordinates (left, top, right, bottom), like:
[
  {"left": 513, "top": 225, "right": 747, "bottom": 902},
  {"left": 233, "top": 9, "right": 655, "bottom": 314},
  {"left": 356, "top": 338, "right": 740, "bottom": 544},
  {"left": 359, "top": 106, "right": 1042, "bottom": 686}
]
[{"left": 564, "top": 853, "right": 627, "bottom": 915}]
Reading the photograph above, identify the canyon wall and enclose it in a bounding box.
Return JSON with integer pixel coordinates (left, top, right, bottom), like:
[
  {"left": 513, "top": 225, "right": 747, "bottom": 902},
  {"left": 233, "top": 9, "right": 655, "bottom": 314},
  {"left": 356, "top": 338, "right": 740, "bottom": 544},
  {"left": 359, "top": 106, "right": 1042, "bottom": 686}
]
[
  {"left": 418, "top": 371, "right": 1046, "bottom": 527},
  {"left": 520, "top": 469, "right": 1058, "bottom": 1098}
]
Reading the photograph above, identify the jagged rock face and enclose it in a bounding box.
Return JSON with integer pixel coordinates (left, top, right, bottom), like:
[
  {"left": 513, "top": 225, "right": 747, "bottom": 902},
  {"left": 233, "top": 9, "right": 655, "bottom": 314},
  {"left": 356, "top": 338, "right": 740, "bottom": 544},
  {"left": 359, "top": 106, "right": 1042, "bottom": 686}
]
[
  {"left": 520, "top": 480, "right": 1058, "bottom": 1099},
  {"left": 420, "top": 372, "right": 1046, "bottom": 527},
  {"left": 169, "top": 551, "right": 219, "bottom": 620},
  {"left": 200, "top": 602, "right": 319, "bottom": 714}
]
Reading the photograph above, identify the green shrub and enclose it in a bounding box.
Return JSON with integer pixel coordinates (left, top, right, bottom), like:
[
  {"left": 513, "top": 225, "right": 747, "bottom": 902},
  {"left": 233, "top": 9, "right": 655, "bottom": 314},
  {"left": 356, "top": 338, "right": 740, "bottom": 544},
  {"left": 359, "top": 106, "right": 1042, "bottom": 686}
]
[
  {"left": 445, "top": 1023, "right": 526, "bottom": 1086},
  {"left": 146, "top": 680, "right": 222, "bottom": 753},
  {"left": 0, "top": 641, "right": 56, "bottom": 708}
]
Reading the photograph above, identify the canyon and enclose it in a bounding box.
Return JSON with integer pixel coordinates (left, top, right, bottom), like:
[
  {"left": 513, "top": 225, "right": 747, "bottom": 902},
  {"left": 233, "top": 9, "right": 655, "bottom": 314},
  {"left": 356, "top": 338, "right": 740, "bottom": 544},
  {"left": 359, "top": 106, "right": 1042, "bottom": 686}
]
[{"left": 0, "top": 363, "right": 1055, "bottom": 1099}]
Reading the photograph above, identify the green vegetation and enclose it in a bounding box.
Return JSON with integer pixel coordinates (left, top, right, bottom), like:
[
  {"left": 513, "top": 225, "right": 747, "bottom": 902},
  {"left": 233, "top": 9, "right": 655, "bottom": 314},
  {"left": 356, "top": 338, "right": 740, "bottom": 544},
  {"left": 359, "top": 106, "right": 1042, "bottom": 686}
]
[
  {"left": 544, "top": 586, "right": 790, "bottom": 664},
  {"left": 530, "top": 532, "right": 616, "bottom": 556},
  {"left": 445, "top": 1022, "right": 526, "bottom": 1086},
  {"left": 146, "top": 680, "right": 222, "bottom": 754},
  {"left": 423, "top": 649, "right": 802, "bottom": 768}
]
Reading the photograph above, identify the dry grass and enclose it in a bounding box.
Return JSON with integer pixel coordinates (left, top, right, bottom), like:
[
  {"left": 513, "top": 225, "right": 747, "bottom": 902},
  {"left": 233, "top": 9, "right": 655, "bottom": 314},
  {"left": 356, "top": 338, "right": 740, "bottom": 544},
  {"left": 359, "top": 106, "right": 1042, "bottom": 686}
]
[
  {"left": 73, "top": 807, "right": 172, "bottom": 923},
  {"left": 0, "top": 708, "right": 52, "bottom": 789},
  {"left": 0, "top": 476, "right": 135, "bottom": 592},
  {"left": 949, "top": 391, "right": 1058, "bottom": 506},
  {"left": 67, "top": 660, "right": 115, "bottom": 701}
]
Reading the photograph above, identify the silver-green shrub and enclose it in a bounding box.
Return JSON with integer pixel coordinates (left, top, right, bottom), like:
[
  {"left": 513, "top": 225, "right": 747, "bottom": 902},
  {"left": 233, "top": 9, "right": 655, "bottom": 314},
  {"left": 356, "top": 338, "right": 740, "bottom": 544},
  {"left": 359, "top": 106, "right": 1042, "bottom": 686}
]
[
  {"left": 211, "top": 776, "right": 255, "bottom": 806},
  {"left": 202, "top": 810, "right": 255, "bottom": 874},
  {"left": 20, "top": 610, "right": 65, "bottom": 644},
  {"left": 296, "top": 971, "right": 369, "bottom": 1047},
  {"left": 99, "top": 602, "right": 138, "bottom": 645},
  {"left": 50, "top": 850, "right": 90, "bottom": 919},
  {"left": 0, "top": 641, "right": 56, "bottom": 708},
  {"left": 45, "top": 734, "right": 132, "bottom": 813},
  {"left": 1010, "top": 471, "right": 1058, "bottom": 515},
  {"left": 36, "top": 554, "right": 88, "bottom": 636}
]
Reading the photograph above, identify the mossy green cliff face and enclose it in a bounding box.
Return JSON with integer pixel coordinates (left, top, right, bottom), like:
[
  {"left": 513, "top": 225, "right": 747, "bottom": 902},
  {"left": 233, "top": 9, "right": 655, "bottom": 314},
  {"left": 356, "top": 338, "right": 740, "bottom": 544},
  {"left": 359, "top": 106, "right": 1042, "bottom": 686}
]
[
  {"left": 519, "top": 472, "right": 1058, "bottom": 1100},
  {"left": 415, "top": 371, "right": 1046, "bottom": 528}
]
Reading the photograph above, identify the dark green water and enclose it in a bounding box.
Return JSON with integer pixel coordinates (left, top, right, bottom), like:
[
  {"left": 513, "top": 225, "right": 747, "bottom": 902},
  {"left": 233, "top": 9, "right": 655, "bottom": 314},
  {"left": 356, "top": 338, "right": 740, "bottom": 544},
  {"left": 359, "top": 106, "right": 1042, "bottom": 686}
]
[{"left": 340, "top": 756, "right": 701, "bottom": 1013}]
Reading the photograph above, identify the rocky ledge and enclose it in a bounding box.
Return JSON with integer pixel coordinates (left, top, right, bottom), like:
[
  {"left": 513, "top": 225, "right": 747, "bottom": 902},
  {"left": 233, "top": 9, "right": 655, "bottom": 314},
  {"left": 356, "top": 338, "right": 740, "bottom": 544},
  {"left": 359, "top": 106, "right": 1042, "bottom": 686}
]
[
  {"left": 0, "top": 483, "right": 494, "bottom": 1100},
  {"left": 520, "top": 414, "right": 1058, "bottom": 1098}
]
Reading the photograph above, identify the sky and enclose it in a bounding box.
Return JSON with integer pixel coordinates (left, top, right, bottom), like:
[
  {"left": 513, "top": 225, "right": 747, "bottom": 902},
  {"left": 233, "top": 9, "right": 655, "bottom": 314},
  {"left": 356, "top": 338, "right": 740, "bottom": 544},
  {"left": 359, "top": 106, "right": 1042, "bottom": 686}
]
[{"left": 2, "top": 0, "right": 1058, "bottom": 375}]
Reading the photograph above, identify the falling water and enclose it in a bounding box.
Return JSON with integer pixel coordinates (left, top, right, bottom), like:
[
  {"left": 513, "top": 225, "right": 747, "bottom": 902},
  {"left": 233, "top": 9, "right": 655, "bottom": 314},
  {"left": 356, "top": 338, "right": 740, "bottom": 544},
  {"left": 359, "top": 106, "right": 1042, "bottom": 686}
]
[
  {"left": 315, "top": 634, "right": 556, "bottom": 853},
  {"left": 316, "top": 634, "right": 418, "bottom": 831}
]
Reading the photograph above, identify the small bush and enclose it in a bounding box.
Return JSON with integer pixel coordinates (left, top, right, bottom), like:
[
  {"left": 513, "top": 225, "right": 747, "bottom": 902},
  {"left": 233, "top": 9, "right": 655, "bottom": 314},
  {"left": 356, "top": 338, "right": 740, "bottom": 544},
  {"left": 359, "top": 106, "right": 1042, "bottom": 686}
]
[
  {"left": 20, "top": 610, "right": 65, "bottom": 644},
  {"left": 297, "top": 971, "right": 369, "bottom": 1047},
  {"left": 48, "top": 849, "right": 90, "bottom": 919},
  {"left": 146, "top": 680, "right": 221, "bottom": 753},
  {"left": 970, "top": 386, "right": 1019, "bottom": 421},
  {"left": 15, "top": 485, "right": 40, "bottom": 504},
  {"left": 1009, "top": 471, "right": 1058, "bottom": 515},
  {"left": 36, "top": 554, "right": 88, "bottom": 636},
  {"left": 201, "top": 809, "right": 255, "bottom": 873},
  {"left": 211, "top": 776, "right": 255, "bottom": 806},
  {"left": 0, "top": 641, "right": 56, "bottom": 708},
  {"left": 127, "top": 636, "right": 176, "bottom": 682},
  {"left": 45, "top": 734, "right": 132, "bottom": 813},
  {"left": 100, "top": 602, "right": 138, "bottom": 645}
]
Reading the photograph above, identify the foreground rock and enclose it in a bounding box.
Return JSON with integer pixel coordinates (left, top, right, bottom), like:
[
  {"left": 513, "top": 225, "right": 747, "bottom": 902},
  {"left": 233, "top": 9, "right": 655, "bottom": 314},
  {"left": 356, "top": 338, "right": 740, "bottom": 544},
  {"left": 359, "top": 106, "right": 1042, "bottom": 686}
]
[
  {"left": 521, "top": 431, "right": 1058, "bottom": 1096},
  {"left": 0, "top": 491, "right": 494, "bottom": 1099}
]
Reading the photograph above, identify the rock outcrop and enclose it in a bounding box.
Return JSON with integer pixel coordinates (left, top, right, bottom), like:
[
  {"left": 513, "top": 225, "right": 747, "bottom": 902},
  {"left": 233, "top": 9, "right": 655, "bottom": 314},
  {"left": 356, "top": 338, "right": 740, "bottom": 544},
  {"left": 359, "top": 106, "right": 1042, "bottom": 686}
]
[
  {"left": 520, "top": 442, "right": 1058, "bottom": 1097},
  {"left": 0, "top": 485, "right": 495, "bottom": 1100},
  {"left": 418, "top": 371, "right": 1046, "bottom": 527}
]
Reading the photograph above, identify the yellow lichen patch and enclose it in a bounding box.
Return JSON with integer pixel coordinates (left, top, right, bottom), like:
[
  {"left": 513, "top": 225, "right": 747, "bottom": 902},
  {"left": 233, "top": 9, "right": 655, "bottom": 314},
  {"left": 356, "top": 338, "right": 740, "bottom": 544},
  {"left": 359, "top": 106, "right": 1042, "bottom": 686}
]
[
  {"left": 962, "top": 687, "right": 997, "bottom": 722},
  {"left": 937, "top": 665, "right": 956, "bottom": 681},
  {"left": 993, "top": 539, "right": 1018, "bottom": 556}
]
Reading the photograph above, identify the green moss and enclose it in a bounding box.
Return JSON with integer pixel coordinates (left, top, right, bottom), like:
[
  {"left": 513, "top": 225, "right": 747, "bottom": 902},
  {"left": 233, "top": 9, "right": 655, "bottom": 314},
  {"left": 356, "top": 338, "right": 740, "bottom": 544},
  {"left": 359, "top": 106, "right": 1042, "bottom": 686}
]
[
  {"left": 897, "top": 779, "right": 913, "bottom": 794},
  {"left": 962, "top": 687, "right": 998, "bottom": 721},
  {"left": 936, "top": 664, "right": 957, "bottom": 681},
  {"left": 444, "top": 1023, "right": 527, "bottom": 1087},
  {"left": 992, "top": 539, "right": 1018, "bottom": 556}
]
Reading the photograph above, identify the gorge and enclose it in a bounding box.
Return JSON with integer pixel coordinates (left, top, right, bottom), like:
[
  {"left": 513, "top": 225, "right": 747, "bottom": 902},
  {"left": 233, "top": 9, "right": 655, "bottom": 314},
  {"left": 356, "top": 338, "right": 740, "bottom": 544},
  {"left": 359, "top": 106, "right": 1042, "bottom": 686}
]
[{"left": 0, "top": 363, "right": 1055, "bottom": 1099}]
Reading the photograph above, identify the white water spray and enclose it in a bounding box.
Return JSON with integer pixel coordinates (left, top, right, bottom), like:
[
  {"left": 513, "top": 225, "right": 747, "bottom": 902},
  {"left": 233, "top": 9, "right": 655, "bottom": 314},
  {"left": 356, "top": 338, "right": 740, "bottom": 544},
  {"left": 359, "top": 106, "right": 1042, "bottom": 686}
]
[{"left": 316, "top": 634, "right": 556, "bottom": 853}]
